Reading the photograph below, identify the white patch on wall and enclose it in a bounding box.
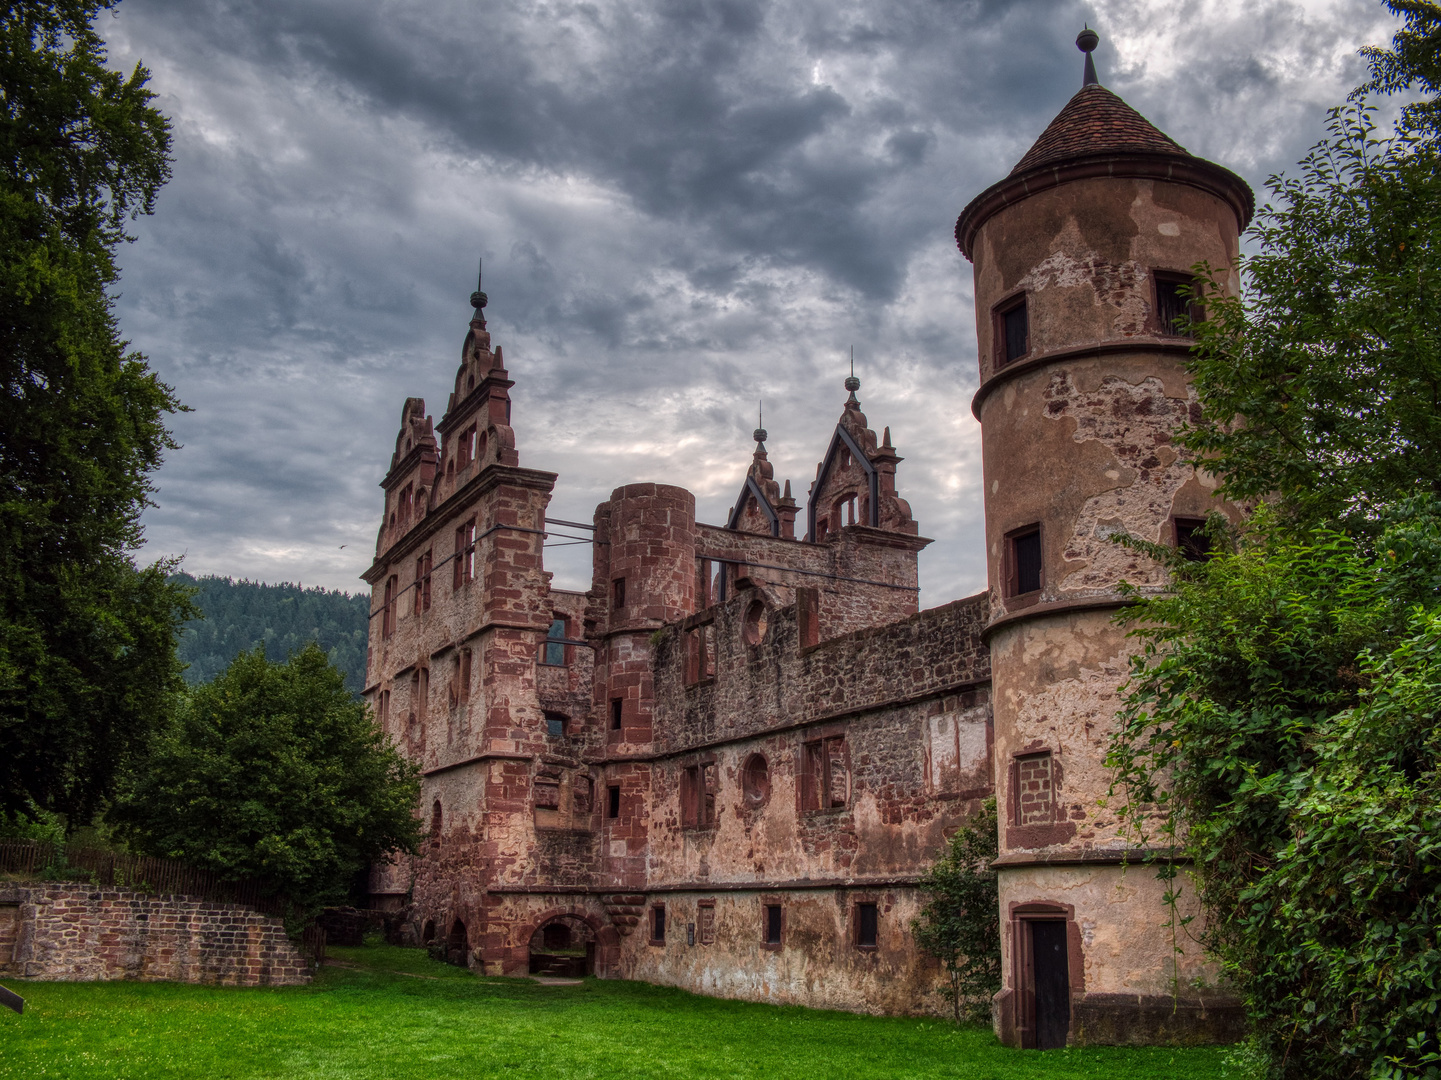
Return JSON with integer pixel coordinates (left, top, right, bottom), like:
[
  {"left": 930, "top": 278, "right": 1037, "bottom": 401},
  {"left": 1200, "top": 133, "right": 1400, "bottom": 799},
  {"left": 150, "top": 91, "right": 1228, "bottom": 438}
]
[{"left": 925, "top": 710, "right": 990, "bottom": 793}]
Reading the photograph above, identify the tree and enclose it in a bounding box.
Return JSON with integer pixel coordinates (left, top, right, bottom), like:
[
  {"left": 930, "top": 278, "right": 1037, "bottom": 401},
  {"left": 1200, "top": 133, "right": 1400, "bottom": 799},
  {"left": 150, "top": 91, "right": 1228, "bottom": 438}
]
[
  {"left": 1180, "top": 1, "right": 1440, "bottom": 531},
  {"left": 911, "top": 798, "right": 1000, "bottom": 1024},
  {"left": 113, "top": 645, "right": 423, "bottom": 920},
  {"left": 0, "top": 0, "right": 190, "bottom": 823},
  {"left": 1106, "top": 9, "right": 1441, "bottom": 1075}
]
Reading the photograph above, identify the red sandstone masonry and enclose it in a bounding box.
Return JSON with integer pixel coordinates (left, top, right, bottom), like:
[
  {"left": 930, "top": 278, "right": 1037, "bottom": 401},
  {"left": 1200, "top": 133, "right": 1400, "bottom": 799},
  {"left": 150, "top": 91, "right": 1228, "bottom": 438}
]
[{"left": 0, "top": 884, "right": 310, "bottom": 986}]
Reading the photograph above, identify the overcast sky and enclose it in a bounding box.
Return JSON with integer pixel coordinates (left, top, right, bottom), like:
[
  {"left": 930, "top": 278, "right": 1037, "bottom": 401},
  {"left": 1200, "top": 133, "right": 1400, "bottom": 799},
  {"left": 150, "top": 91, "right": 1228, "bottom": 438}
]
[{"left": 104, "top": 0, "right": 1402, "bottom": 606}]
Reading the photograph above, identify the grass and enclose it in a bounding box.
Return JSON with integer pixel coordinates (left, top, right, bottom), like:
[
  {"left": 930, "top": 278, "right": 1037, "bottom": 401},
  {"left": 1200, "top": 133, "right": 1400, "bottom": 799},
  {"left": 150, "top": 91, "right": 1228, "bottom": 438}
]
[{"left": 0, "top": 942, "right": 1242, "bottom": 1079}]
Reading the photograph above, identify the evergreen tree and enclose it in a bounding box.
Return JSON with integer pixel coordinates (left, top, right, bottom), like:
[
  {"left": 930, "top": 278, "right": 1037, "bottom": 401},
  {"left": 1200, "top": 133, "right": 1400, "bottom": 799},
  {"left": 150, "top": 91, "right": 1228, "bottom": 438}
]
[{"left": 0, "top": 0, "right": 190, "bottom": 824}]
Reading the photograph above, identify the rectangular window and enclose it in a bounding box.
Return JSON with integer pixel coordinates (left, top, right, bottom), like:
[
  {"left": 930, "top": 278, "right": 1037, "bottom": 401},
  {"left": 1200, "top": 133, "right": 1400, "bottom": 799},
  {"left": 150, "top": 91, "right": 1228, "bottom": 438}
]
[
  {"left": 855, "top": 902, "right": 878, "bottom": 949},
  {"left": 650, "top": 905, "right": 666, "bottom": 945},
  {"left": 610, "top": 697, "right": 623, "bottom": 731},
  {"left": 459, "top": 648, "right": 472, "bottom": 705},
  {"left": 1154, "top": 274, "right": 1202, "bottom": 337},
  {"left": 413, "top": 550, "right": 431, "bottom": 614},
  {"left": 543, "top": 617, "right": 566, "bottom": 666},
  {"left": 764, "top": 904, "right": 782, "bottom": 947},
  {"left": 697, "top": 902, "right": 715, "bottom": 945},
  {"left": 545, "top": 711, "right": 567, "bottom": 737},
  {"left": 454, "top": 520, "right": 476, "bottom": 589},
  {"left": 1015, "top": 751, "right": 1055, "bottom": 826},
  {"left": 607, "top": 784, "right": 621, "bottom": 819},
  {"left": 382, "top": 576, "right": 398, "bottom": 638},
  {"left": 415, "top": 667, "right": 429, "bottom": 723},
  {"left": 998, "top": 296, "right": 1029, "bottom": 366},
  {"left": 681, "top": 763, "right": 717, "bottom": 827},
  {"left": 612, "top": 577, "right": 626, "bottom": 609},
  {"left": 1008, "top": 526, "right": 1043, "bottom": 596},
  {"left": 377, "top": 689, "right": 390, "bottom": 726},
  {"left": 800, "top": 735, "right": 849, "bottom": 811},
  {"left": 1173, "top": 517, "right": 1211, "bottom": 562}
]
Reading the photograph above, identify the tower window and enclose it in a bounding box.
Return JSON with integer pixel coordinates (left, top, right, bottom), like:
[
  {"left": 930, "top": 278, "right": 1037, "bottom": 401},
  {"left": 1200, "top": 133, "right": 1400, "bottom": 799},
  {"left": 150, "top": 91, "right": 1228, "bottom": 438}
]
[
  {"left": 612, "top": 577, "right": 626, "bottom": 609},
  {"left": 1174, "top": 517, "right": 1212, "bottom": 561},
  {"left": 1155, "top": 274, "right": 1202, "bottom": 337},
  {"left": 607, "top": 784, "right": 621, "bottom": 819},
  {"left": 610, "top": 697, "right": 624, "bottom": 731},
  {"left": 544, "top": 711, "right": 568, "bottom": 737},
  {"left": 998, "top": 296, "right": 1029, "bottom": 367},
  {"left": 1007, "top": 525, "right": 1043, "bottom": 596}
]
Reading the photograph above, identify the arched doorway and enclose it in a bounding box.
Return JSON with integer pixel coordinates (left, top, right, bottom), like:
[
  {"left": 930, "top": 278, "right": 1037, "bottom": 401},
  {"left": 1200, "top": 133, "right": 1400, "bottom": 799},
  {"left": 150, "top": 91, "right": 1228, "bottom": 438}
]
[
  {"left": 528, "top": 914, "right": 596, "bottom": 977},
  {"left": 447, "top": 919, "right": 468, "bottom": 967}
]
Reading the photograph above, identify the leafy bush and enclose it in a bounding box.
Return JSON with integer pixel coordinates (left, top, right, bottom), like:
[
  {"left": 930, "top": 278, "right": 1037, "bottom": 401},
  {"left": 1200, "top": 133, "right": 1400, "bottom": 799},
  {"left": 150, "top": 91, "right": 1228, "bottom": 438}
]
[{"left": 911, "top": 798, "right": 1000, "bottom": 1024}]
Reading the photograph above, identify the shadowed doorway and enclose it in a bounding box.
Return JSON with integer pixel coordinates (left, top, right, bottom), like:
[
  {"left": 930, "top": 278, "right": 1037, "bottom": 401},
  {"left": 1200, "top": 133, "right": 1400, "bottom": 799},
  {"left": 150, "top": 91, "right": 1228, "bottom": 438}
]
[{"left": 528, "top": 915, "right": 596, "bottom": 977}]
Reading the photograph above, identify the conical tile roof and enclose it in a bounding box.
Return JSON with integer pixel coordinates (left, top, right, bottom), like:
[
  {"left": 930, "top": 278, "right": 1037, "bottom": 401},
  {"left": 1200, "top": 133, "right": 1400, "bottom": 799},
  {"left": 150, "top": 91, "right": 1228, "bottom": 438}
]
[{"left": 1011, "top": 83, "right": 1187, "bottom": 175}]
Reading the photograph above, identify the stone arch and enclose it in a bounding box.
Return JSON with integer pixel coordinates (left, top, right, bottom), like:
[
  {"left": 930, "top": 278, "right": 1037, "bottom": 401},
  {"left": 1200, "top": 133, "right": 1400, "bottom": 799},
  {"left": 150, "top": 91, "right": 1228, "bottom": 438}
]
[{"left": 510, "top": 904, "right": 620, "bottom": 979}]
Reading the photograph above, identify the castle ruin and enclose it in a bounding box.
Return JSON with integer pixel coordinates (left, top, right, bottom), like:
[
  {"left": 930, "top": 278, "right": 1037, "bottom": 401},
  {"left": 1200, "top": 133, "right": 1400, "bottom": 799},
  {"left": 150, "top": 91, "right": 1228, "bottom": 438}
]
[{"left": 363, "top": 32, "right": 1251, "bottom": 1047}]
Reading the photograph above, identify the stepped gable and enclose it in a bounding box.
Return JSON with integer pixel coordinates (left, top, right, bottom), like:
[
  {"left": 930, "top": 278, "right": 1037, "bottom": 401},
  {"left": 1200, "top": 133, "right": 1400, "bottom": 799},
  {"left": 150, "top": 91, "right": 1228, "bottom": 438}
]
[{"left": 1010, "top": 83, "right": 1187, "bottom": 174}]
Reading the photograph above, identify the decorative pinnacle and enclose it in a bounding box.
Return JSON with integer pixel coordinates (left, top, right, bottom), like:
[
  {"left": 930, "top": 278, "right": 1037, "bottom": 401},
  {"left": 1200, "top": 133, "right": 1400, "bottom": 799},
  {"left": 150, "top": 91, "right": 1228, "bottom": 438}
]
[
  {"left": 469, "top": 257, "right": 488, "bottom": 325},
  {"left": 754, "top": 400, "right": 767, "bottom": 445},
  {"left": 1077, "top": 26, "right": 1100, "bottom": 87},
  {"left": 844, "top": 346, "right": 860, "bottom": 400}
]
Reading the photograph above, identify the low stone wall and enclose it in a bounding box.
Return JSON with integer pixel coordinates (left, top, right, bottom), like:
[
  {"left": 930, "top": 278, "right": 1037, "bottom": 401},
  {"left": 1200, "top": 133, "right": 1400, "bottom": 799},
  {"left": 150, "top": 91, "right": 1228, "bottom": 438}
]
[{"left": 0, "top": 883, "right": 311, "bottom": 986}]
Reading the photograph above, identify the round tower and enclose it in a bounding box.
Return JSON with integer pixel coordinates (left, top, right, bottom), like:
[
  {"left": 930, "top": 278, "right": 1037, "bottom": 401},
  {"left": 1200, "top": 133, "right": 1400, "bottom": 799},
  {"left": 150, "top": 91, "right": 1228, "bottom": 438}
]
[{"left": 955, "top": 31, "right": 1252, "bottom": 1048}]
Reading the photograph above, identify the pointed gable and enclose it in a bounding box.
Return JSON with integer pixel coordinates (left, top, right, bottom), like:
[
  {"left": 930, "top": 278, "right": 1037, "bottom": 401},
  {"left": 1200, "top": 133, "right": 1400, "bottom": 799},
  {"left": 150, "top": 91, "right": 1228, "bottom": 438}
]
[{"left": 806, "top": 376, "right": 916, "bottom": 544}]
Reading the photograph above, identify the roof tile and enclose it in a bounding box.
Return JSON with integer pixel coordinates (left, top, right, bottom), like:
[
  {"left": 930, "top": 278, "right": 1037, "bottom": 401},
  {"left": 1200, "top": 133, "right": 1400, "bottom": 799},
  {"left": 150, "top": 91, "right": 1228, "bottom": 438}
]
[{"left": 1011, "top": 84, "right": 1187, "bottom": 174}]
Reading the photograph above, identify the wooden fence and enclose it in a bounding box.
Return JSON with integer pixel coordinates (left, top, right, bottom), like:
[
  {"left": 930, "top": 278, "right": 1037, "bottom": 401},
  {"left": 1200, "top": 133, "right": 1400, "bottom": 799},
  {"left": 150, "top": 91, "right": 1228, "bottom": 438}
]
[{"left": 0, "top": 839, "right": 284, "bottom": 916}]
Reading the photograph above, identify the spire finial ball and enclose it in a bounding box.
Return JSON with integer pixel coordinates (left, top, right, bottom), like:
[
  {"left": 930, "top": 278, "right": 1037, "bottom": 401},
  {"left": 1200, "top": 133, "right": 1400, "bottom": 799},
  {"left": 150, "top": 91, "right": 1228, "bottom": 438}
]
[
  {"left": 754, "top": 427, "right": 768, "bottom": 444},
  {"left": 1077, "top": 27, "right": 1099, "bottom": 53},
  {"left": 844, "top": 374, "right": 860, "bottom": 393}
]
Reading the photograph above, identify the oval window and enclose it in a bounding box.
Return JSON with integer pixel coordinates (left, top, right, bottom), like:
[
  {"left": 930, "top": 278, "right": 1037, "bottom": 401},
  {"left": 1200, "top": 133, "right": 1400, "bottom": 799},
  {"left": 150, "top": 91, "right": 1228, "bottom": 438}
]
[
  {"left": 742, "top": 601, "right": 768, "bottom": 646},
  {"left": 742, "top": 753, "right": 770, "bottom": 809}
]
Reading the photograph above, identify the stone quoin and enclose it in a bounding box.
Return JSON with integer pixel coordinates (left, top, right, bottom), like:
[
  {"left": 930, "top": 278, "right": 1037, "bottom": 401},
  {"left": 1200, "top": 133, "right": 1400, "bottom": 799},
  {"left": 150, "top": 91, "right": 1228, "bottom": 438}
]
[{"left": 362, "top": 30, "right": 1248, "bottom": 1046}]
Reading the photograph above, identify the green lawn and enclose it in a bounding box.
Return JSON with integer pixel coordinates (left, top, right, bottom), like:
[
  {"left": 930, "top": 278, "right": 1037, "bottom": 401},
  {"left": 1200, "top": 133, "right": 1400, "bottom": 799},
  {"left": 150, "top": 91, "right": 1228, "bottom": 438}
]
[{"left": 0, "top": 943, "right": 1242, "bottom": 1079}]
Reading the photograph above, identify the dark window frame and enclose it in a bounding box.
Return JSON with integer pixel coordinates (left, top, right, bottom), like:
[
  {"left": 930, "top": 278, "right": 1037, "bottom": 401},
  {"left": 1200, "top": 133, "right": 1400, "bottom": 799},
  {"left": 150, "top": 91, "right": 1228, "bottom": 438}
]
[
  {"left": 1006, "top": 524, "right": 1044, "bottom": 598},
  {"left": 1173, "top": 516, "right": 1212, "bottom": 562},
  {"left": 995, "top": 293, "right": 1030, "bottom": 368},
  {"left": 1153, "top": 271, "right": 1205, "bottom": 337},
  {"left": 607, "top": 784, "right": 621, "bottom": 820},
  {"left": 610, "top": 697, "right": 624, "bottom": 732},
  {"left": 762, "top": 902, "right": 784, "bottom": 950},
  {"left": 649, "top": 904, "right": 666, "bottom": 946},
  {"left": 854, "top": 900, "right": 879, "bottom": 950}
]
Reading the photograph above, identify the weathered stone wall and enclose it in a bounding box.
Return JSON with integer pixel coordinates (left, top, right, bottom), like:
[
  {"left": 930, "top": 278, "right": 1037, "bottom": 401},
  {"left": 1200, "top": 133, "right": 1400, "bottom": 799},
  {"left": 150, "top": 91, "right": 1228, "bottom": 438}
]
[{"left": 0, "top": 884, "right": 310, "bottom": 986}]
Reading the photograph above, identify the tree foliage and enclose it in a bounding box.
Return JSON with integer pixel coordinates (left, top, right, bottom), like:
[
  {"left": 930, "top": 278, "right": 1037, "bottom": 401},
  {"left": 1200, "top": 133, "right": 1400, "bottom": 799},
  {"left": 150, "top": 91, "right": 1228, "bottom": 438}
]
[
  {"left": 911, "top": 798, "right": 1000, "bottom": 1024},
  {"left": 173, "top": 573, "right": 370, "bottom": 693},
  {"left": 1110, "top": 503, "right": 1441, "bottom": 1078},
  {"left": 0, "top": 0, "right": 190, "bottom": 824},
  {"left": 114, "top": 645, "right": 422, "bottom": 920}
]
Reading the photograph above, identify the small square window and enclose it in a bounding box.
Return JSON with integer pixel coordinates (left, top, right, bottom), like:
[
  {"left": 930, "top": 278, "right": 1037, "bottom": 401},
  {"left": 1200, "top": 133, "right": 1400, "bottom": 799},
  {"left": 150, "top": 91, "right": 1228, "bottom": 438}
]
[
  {"left": 1008, "top": 526, "right": 1043, "bottom": 596},
  {"left": 607, "top": 785, "right": 621, "bottom": 819},
  {"left": 856, "top": 902, "right": 878, "bottom": 949},
  {"left": 764, "top": 904, "right": 782, "bottom": 947},
  {"left": 544, "top": 711, "right": 567, "bottom": 737}
]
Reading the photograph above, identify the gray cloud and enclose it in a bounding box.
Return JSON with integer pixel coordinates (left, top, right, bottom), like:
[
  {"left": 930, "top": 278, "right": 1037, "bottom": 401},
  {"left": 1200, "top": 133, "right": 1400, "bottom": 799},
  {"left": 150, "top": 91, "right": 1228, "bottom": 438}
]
[{"left": 105, "top": 0, "right": 1401, "bottom": 605}]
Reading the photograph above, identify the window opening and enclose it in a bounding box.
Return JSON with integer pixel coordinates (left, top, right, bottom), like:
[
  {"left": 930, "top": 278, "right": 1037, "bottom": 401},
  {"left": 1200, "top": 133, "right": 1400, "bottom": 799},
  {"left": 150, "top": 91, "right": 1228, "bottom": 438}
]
[
  {"left": 458, "top": 649, "right": 471, "bottom": 705},
  {"left": 610, "top": 697, "right": 623, "bottom": 731},
  {"left": 612, "top": 577, "right": 626, "bottom": 609},
  {"left": 543, "top": 617, "right": 567, "bottom": 665},
  {"left": 1155, "top": 275, "right": 1199, "bottom": 337},
  {"left": 856, "top": 902, "right": 878, "bottom": 948},
  {"left": 414, "top": 667, "right": 429, "bottom": 723},
  {"left": 545, "top": 711, "right": 568, "bottom": 737},
  {"left": 454, "top": 520, "right": 476, "bottom": 588},
  {"left": 607, "top": 784, "right": 621, "bottom": 819},
  {"left": 1000, "top": 297, "right": 1029, "bottom": 366},
  {"left": 1174, "top": 517, "right": 1212, "bottom": 562},
  {"left": 764, "top": 904, "right": 782, "bottom": 946},
  {"left": 650, "top": 905, "right": 666, "bottom": 945},
  {"left": 382, "top": 576, "right": 398, "bottom": 638},
  {"left": 430, "top": 800, "right": 442, "bottom": 843},
  {"left": 801, "top": 735, "right": 849, "bottom": 811},
  {"left": 1008, "top": 526, "right": 1043, "bottom": 596},
  {"left": 414, "top": 552, "right": 432, "bottom": 615}
]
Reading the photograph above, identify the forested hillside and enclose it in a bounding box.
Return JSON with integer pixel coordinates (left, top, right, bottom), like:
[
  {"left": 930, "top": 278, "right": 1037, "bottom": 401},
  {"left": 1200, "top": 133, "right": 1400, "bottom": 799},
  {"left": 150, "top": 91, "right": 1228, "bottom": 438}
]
[{"left": 172, "top": 573, "right": 371, "bottom": 692}]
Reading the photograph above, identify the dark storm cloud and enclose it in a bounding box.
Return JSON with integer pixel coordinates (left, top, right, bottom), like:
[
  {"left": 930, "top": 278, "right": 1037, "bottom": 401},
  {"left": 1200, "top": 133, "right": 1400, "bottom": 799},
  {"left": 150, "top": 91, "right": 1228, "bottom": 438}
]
[{"left": 103, "top": 0, "right": 1401, "bottom": 602}]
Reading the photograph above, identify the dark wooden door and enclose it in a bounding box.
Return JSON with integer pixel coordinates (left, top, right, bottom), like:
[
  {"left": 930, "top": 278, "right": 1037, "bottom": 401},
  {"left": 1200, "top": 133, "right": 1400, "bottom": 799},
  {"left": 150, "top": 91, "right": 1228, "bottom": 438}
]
[{"left": 1031, "top": 920, "right": 1070, "bottom": 1050}]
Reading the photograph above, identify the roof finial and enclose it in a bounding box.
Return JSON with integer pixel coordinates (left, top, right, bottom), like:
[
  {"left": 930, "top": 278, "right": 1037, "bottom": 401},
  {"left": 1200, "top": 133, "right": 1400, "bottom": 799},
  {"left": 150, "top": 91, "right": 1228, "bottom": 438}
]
[
  {"left": 469, "top": 256, "right": 488, "bottom": 328},
  {"left": 754, "top": 400, "right": 767, "bottom": 445},
  {"left": 1077, "top": 26, "right": 1100, "bottom": 87},
  {"left": 844, "top": 346, "right": 860, "bottom": 404}
]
